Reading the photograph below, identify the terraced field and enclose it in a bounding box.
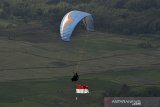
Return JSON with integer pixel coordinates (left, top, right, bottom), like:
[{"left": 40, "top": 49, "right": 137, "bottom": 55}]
[{"left": 0, "top": 28, "right": 160, "bottom": 107}]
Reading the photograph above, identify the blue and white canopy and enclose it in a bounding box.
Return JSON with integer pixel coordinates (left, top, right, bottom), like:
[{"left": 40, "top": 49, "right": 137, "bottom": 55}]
[{"left": 60, "top": 10, "right": 94, "bottom": 41}]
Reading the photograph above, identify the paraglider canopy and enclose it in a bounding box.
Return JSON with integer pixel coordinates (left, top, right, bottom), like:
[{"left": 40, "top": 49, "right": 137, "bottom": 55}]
[{"left": 60, "top": 10, "right": 94, "bottom": 41}]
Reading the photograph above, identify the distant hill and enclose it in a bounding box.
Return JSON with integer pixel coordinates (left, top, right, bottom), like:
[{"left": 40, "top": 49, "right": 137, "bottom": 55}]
[{"left": 0, "top": 0, "right": 160, "bottom": 35}]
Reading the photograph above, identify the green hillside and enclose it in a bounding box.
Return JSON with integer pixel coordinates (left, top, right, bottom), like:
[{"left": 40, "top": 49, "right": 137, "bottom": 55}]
[
  {"left": 0, "top": 0, "right": 160, "bottom": 107},
  {"left": 0, "top": 29, "right": 160, "bottom": 106}
]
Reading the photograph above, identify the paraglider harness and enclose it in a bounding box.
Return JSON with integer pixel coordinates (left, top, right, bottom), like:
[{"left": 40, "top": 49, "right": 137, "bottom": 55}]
[{"left": 71, "top": 72, "right": 79, "bottom": 82}]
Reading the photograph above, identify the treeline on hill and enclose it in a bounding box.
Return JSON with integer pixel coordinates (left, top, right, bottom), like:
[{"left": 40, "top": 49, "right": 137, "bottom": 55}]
[{"left": 0, "top": 0, "right": 160, "bottom": 35}]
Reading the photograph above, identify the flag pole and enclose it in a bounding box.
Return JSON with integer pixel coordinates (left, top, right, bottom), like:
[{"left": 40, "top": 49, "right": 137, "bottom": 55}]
[{"left": 76, "top": 96, "right": 78, "bottom": 101}]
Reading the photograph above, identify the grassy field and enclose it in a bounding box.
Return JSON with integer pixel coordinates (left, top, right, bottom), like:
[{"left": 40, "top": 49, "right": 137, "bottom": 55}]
[
  {"left": 0, "top": 27, "right": 160, "bottom": 106},
  {"left": 0, "top": 69, "right": 159, "bottom": 107}
]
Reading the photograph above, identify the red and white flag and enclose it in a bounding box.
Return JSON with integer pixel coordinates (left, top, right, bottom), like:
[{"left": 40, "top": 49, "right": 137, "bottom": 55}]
[{"left": 76, "top": 83, "right": 89, "bottom": 94}]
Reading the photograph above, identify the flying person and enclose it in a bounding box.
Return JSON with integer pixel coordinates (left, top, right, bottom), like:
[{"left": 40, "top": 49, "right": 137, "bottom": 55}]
[{"left": 71, "top": 72, "right": 79, "bottom": 82}]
